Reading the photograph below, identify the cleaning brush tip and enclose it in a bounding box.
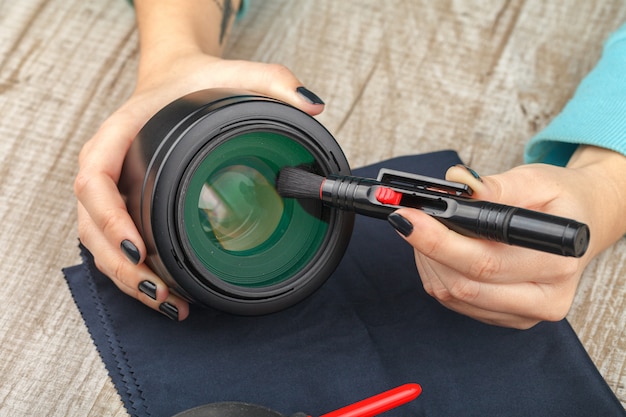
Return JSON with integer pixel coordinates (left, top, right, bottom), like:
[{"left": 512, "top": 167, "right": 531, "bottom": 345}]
[{"left": 276, "top": 166, "right": 325, "bottom": 199}]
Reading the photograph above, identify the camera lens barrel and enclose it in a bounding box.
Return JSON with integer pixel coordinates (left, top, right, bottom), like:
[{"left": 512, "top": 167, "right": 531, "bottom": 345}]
[{"left": 119, "top": 89, "right": 354, "bottom": 315}]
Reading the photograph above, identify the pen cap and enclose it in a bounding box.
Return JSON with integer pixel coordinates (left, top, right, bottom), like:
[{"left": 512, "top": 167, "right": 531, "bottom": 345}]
[{"left": 506, "top": 208, "right": 590, "bottom": 257}]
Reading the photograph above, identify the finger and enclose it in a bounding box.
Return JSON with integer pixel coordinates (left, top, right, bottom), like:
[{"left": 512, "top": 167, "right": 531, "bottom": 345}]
[
  {"left": 432, "top": 295, "right": 544, "bottom": 329},
  {"left": 215, "top": 60, "right": 326, "bottom": 115},
  {"left": 432, "top": 278, "right": 573, "bottom": 327},
  {"left": 414, "top": 253, "right": 570, "bottom": 327},
  {"left": 445, "top": 164, "right": 484, "bottom": 194},
  {"left": 78, "top": 203, "right": 190, "bottom": 320},
  {"left": 416, "top": 254, "right": 531, "bottom": 328},
  {"left": 391, "top": 208, "right": 579, "bottom": 284},
  {"left": 75, "top": 170, "right": 145, "bottom": 262},
  {"left": 77, "top": 201, "right": 162, "bottom": 301},
  {"left": 74, "top": 121, "right": 147, "bottom": 264},
  {"left": 445, "top": 164, "right": 563, "bottom": 209}
]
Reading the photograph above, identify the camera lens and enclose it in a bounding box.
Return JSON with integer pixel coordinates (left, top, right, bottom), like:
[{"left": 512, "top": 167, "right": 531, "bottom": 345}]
[
  {"left": 181, "top": 131, "right": 329, "bottom": 288},
  {"left": 119, "top": 89, "right": 354, "bottom": 315}
]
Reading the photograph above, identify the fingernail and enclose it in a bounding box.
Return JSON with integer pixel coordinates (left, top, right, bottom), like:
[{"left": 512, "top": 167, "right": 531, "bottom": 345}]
[
  {"left": 120, "top": 239, "right": 140, "bottom": 264},
  {"left": 457, "top": 164, "right": 482, "bottom": 182},
  {"left": 296, "top": 86, "right": 325, "bottom": 105},
  {"left": 139, "top": 280, "right": 157, "bottom": 300},
  {"left": 388, "top": 213, "right": 414, "bottom": 237},
  {"left": 159, "top": 302, "right": 179, "bottom": 321}
]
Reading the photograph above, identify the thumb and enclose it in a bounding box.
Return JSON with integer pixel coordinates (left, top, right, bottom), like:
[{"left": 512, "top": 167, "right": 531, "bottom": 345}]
[
  {"left": 226, "top": 61, "right": 326, "bottom": 116},
  {"left": 445, "top": 164, "right": 505, "bottom": 203}
]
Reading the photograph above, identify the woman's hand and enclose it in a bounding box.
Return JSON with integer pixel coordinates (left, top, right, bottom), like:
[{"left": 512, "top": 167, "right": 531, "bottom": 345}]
[
  {"left": 389, "top": 146, "right": 626, "bottom": 329},
  {"left": 74, "top": 43, "right": 325, "bottom": 320}
]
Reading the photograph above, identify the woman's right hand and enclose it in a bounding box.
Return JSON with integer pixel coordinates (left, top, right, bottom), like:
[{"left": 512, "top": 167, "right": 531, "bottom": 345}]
[{"left": 74, "top": 51, "right": 325, "bottom": 320}]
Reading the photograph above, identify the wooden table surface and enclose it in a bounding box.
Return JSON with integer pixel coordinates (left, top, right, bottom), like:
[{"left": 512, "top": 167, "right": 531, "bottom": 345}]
[{"left": 1, "top": 1, "right": 625, "bottom": 415}]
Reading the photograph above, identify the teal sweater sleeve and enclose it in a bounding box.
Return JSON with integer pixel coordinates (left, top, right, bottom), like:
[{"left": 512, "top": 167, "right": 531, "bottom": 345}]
[{"left": 524, "top": 23, "right": 626, "bottom": 165}]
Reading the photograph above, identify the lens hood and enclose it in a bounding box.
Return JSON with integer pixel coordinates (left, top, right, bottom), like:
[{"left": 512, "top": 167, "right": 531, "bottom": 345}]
[{"left": 119, "top": 89, "right": 354, "bottom": 315}]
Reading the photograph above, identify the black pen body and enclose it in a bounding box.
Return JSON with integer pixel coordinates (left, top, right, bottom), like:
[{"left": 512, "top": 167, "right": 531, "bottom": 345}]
[
  {"left": 320, "top": 176, "right": 394, "bottom": 219},
  {"left": 434, "top": 198, "right": 589, "bottom": 257},
  {"left": 316, "top": 175, "right": 589, "bottom": 257}
]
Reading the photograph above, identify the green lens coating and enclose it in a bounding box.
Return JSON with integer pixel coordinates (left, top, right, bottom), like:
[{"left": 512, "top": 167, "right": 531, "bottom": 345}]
[
  {"left": 197, "top": 161, "right": 284, "bottom": 252},
  {"left": 183, "top": 131, "right": 328, "bottom": 288}
]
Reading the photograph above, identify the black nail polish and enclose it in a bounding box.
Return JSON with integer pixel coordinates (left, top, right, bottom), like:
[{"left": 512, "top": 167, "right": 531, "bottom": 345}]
[
  {"left": 296, "top": 86, "right": 325, "bottom": 105},
  {"left": 120, "top": 239, "right": 140, "bottom": 265},
  {"left": 458, "top": 164, "right": 482, "bottom": 182},
  {"left": 139, "top": 280, "right": 157, "bottom": 300},
  {"left": 159, "top": 302, "right": 179, "bottom": 321},
  {"left": 388, "top": 213, "right": 414, "bottom": 237}
]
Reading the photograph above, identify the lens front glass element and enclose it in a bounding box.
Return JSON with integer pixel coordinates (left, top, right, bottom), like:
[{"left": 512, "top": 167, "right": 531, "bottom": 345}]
[
  {"left": 183, "top": 131, "right": 328, "bottom": 288},
  {"left": 197, "top": 161, "right": 284, "bottom": 252}
]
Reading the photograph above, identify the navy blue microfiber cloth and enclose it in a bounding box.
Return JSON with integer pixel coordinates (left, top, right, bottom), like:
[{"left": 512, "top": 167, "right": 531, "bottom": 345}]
[{"left": 63, "top": 151, "right": 625, "bottom": 417}]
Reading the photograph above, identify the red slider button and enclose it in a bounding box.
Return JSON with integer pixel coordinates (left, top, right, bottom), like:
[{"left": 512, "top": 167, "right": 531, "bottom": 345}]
[{"left": 375, "top": 186, "right": 403, "bottom": 206}]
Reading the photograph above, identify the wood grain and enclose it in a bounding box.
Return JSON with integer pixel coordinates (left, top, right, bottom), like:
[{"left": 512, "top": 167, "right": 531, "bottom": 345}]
[{"left": 0, "top": 0, "right": 624, "bottom": 415}]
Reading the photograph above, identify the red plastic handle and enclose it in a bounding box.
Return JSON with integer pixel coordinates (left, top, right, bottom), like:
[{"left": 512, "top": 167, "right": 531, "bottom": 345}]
[{"left": 318, "top": 383, "right": 422, "bottom": 417}]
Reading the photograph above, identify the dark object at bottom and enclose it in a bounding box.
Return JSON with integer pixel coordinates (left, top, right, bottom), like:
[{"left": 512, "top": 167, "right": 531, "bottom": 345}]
[{"left": 172, "top": 403, "right": 286, "bottom": 417}]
